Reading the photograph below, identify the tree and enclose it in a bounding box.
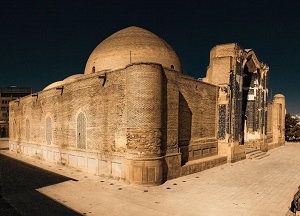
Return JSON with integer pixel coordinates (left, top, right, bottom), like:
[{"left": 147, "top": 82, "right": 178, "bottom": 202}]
[{"left": 285, "top": 113, "right": 300, "bottom": 141}]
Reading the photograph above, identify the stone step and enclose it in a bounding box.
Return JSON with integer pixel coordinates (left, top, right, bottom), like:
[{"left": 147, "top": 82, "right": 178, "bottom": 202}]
[
  {"left": 250, "top": 151, "right": 265, "bottom": 157},
  {"left": 246, "top": 149, "right": 270, "bottom": 160},
  {"left": 245, "top": 149, "right": 260, "bottom": 159},
  {"left": 253, "top": 153, "right": 270, "bottom": 160},
  {"left": 245, "top": 148, "right": 259, "bottom": 154}
]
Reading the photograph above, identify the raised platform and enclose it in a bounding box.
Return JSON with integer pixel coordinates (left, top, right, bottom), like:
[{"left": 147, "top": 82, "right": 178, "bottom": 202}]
[{"left": 181, "top": 155, "right": 227, "bottom": 176}]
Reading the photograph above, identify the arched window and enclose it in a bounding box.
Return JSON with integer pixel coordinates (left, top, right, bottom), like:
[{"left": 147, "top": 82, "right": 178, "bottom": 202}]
[
  {"left": 77, "top": 112, "right": 86, "bottom": 149},
  {"left": 26, "top": 119, "right": 30, "bottom": 141},
  {"left": 46, "top": 116, "right": 52, "bottom": 145}
]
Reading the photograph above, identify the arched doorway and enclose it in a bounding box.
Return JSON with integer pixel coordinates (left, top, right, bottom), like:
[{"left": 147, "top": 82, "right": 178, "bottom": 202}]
[{"left": 242, "top": 53, "right": 268, "bottom": 149}]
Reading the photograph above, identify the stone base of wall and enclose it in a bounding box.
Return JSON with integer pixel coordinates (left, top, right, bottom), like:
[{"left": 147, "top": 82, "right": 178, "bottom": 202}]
[
  {"left": 125, "top": 153, "right": 183, "bottom": 186},
  {"left": 125, "top": 157, "right": 164, "bottom": 186},
  {"left": 267, "top": 134, "right": 273, "bottom": 144},
  {"left": 9, "top": 141, "right": 125, "bottom": 180},
  {"left": 268, "top": 142, "right": 285, "bottom": 150},
  {"left": 180, "top": 155, "right": 227, "bottom": 176},
  {"left": 231, "top": 144, "right": 246, "bottom": 162},
  {"left": 244, "top": 138, "right": 268, "bottom": 152},
  {"left": 126, "top": 152, "right": 229, "bottom": 185},
  {"left": 179, "top": 139, "right": 218, "bottom": 164},
  {"left": 10, "top": 141, "right": 231, "bottom": 186},
  {"left": 164, "top": 153, "right": 181, "bottom": 180},
  {"left": 260, "top": 141, "right": 269, "bottom": 152},
  {"left": 231, "top": 151, "right": 246, "bottom": 163},
  {"left": 217, "top": 141, "right": 246, "bottom": 163}
]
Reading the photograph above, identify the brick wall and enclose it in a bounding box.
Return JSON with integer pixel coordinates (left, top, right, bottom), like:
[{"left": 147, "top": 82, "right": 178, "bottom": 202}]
[
  {"left": 9, "top": 62, "right": 220, "bottom": 185},
  {"left": 9, "top": 67, "right": 128, "bottom": 179}
]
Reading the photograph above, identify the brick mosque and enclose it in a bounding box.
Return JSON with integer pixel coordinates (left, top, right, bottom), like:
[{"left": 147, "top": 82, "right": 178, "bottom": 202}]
[{"left": 9, "top": 26, "right": 285, "bottom": 186}]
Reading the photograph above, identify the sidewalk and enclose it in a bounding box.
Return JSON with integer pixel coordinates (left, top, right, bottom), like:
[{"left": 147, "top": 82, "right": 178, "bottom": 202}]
[{"left": 1, "top": 142, "right": 300, "bottom": 216}]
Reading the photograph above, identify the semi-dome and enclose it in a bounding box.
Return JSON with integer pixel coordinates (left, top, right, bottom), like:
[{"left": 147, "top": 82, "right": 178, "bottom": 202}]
[
  {"left": 84, "top": 26, "right": 182, "bottom": 74},
  {"left": 63, "top": 74, "right": 83, "bottom": 82},
  {"left": 43, "top": 74, "right": 83, "bottom": 91},
  {"left": 274, "top": 94, "right": 285, "bottom": 98},
  {"left": 43, "top": 80, "right": 65, "bottom": 91}
]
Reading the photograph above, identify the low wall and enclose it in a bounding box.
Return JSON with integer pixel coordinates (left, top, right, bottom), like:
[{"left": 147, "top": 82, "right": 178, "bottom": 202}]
[
  {"left": 181, "top": 155, "right": 227, "bottom": 176},
  {"left": 9, "top": 141, "right": 125, "bottom": 180}
]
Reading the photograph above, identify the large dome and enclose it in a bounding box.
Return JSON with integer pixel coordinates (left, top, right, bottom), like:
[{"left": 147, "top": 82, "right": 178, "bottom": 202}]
[{"left": 84, "top": 26, "right": 182, "bottom": 74}]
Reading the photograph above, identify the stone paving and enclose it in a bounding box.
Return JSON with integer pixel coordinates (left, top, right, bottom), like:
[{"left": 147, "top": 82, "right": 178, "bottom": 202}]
[{"left": 1, "top": 142, "right": 300, "bottom": 216}]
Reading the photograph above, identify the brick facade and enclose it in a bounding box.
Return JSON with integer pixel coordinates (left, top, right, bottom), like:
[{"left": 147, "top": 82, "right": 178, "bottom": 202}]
[{"left": 9, "top": 62, "right": 219, "bottom": 185}]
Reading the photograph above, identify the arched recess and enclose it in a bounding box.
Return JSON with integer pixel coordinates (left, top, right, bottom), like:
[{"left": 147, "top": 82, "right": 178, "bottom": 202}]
[
  {"left": 241, "top": 50, "right": 269, "bottom": 144},
  {"left": 25, "top": 118, "right": 30, "bottom": 142},
  {"left": 241, "top": 53, "right": 259, "bottom": 143},
  {"left": 77, "top": 112, "right": 87, "bottom": 149},
  {"left": 178, "top": 92, "right": 192, "bottom": 165},
  {"left": 45, "top": 116, "right": 53, "bottom": 145}
]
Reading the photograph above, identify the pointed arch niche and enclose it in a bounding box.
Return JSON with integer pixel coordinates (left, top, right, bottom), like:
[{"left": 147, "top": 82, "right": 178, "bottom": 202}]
[{"left": 77, "top": 112, "right": 87, "bottom": 149}]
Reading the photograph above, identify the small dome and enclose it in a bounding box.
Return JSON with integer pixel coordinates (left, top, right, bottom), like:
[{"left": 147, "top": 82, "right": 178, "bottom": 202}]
[
  {"left": 84, "top": 26, "right": 182, "bottom": 74},
  {"left": 274, "top": 94, "right": 285, "bottom": 98},
  {"left": 63, "top": 74, "right": 83, "bottom": 83},
  {"left": 43, "top": 81, "right": 65, "bottom": 91},
  {"left": 43, "top": 74, "right": 83, "bottom": 91}
]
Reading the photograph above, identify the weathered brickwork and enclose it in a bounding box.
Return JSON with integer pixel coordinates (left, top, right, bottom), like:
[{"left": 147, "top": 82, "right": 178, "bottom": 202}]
[
  {"left": 164, "top": 70, "right": 179, "bottom": 154},
  {"left": 45, "top": 116, "right": 52, "bottom": 145},
  {"left": 176, "top": 77, "right": 218, "bottom": 164},
  {"left": 267, "top": 94, "right": 285, "bottom": 149},
  {"left": 203, "top": 43, "right": 284, "bottom": 161},
  {"left": 10, "top": 69, "right": 129, "bottom": 179},
  {"left": 9, "top": 61, "right": 219, "bottom": 185},
  {"left": 127, "top": 128, "right": 162, "bottom": 157},
  {"left": 267, "top": 102, "right": 273, "bottom": 143}
]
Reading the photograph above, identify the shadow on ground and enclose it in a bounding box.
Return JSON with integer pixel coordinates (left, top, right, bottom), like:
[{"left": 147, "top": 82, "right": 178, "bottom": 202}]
[{"left": 0, "top": 154, "right": 81, "bottom": 216}]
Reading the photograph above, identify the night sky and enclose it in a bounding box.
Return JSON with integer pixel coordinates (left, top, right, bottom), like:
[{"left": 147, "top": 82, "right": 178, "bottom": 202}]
[{"left": 1, "top": 0, "right": 300, "bottom": 114}]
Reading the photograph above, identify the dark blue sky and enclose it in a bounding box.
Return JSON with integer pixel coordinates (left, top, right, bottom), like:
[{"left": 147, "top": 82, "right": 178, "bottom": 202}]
[{"left": 1, "top": 0, "right": 300, "bottom": 114}]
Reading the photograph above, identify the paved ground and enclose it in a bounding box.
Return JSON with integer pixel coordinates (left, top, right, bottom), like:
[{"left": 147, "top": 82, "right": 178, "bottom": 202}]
[
  {"left": 1, "top": 141, "right": 300, "bottom": 216},
  {"left": 0, "top": 154, "right": 81, "bottom": 216}
]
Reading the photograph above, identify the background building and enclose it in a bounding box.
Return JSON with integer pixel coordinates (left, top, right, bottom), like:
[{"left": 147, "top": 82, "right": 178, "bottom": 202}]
[{"left": 0, "top": 87, "right": 31, "bottom": 137}]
